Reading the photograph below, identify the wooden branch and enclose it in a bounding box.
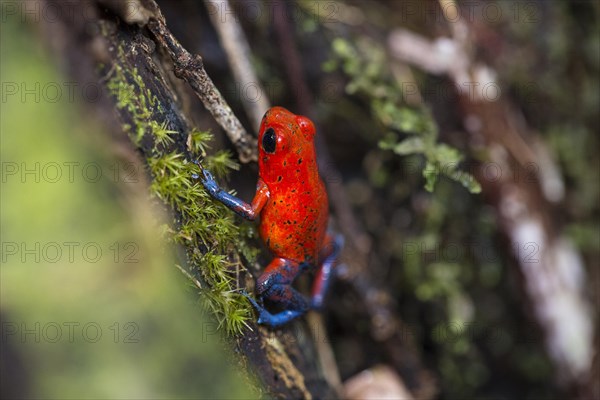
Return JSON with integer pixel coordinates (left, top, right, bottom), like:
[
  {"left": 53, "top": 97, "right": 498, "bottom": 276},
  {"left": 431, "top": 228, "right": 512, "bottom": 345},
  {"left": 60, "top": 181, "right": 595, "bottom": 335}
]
[{"left": 140, "top": 3, "right": 258, "bottom": 163}]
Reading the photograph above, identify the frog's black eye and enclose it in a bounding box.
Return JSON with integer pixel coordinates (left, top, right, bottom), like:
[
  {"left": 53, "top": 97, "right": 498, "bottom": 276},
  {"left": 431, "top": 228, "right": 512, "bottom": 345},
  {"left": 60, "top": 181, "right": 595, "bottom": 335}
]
[{"left": 262, "top": 127, "right": 276, "bottom": 154}]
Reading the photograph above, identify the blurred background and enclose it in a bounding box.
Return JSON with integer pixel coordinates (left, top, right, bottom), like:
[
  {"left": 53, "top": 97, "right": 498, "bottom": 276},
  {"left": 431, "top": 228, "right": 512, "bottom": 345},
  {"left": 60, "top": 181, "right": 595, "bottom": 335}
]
[{"left": 1, "top": 1, "right": 598, "bottom": 399}]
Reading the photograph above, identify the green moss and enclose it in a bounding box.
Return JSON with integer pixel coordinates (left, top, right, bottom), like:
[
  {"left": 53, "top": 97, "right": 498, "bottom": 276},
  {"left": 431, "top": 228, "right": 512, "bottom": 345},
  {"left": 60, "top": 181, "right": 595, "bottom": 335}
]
[
  {"left": 106, "top": 60, "right": 158, "bottom": 145},
  {"left": 105, "top": 48, "right": 254, "bottom": 335}
]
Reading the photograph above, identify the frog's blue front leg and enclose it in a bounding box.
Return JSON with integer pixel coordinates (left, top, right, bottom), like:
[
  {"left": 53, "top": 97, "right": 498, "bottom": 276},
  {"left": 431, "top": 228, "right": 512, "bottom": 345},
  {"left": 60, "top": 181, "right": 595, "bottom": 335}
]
[
  {"left": 193, "top": 165, "right": 269, "bottom": 221},
  {"left": 193, "top": 168, "right": 253, "bottom": 220}
]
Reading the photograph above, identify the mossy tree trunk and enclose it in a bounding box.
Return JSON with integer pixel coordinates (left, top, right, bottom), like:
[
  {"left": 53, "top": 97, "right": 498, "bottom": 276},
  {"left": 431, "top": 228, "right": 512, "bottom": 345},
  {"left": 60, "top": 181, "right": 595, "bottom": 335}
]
[{"left": 39, "top": 0, "right": 335, "bottom": 398}]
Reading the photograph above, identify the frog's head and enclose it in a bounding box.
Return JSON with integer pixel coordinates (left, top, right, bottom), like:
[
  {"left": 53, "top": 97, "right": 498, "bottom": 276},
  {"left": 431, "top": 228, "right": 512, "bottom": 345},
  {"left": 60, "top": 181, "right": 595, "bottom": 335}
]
[{"left": 257, "top": 107, "right": 318, "bottom": 185}]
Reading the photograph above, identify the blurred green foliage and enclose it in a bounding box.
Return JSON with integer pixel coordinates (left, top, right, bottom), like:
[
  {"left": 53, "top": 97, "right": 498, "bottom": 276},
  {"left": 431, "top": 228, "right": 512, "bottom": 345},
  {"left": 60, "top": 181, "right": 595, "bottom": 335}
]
[{"left": 324, "top": 37, "right": 481, "bottom": 194}]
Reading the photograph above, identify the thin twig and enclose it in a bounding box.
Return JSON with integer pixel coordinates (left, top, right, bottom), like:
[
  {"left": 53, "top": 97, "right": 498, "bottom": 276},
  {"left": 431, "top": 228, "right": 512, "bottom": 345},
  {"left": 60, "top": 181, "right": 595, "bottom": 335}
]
[
  {"left": 306, "top": 312, "right": 343, "bottom": 395},
  {"left": 205, "top": 0, "right": 270, "bottom": 129},
  {"left": 147, "top": 14, "right": 257, "bottom": 163}
]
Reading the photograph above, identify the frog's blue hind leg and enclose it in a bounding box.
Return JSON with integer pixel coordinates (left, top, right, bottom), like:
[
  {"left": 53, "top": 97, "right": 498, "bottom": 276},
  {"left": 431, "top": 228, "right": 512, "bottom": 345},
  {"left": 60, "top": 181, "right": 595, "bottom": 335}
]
[
  {"left": 311, "top": 234, "right": 343, "bottom": 309},
  {"left": 243, "top": 295, "right": 306, "bottom": 327},
  {"left": 244, "top": 258, "right": 311, "bottom": 327}
]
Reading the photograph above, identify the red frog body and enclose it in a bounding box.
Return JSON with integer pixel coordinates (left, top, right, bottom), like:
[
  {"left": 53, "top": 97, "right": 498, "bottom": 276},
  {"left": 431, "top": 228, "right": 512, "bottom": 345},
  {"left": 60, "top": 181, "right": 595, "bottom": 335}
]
[
  {"left": 257, "top": 107, "right": 328, "bottom": 265},
  {"left": 198, "top": 107, "right": 342, "bottom": 326}
]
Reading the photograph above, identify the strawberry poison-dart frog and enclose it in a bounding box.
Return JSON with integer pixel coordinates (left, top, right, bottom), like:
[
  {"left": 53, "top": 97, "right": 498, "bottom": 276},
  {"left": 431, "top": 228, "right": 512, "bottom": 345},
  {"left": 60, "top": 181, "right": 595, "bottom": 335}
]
[{"left": 196, "top": 107, "right": 343, "bottom": 327}]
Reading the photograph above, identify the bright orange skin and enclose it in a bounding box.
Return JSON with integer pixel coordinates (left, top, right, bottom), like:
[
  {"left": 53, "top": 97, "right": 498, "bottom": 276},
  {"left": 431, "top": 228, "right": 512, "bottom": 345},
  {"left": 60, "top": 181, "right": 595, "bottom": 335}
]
[{"left": 257, "top": 107, "right": 328, "bottom": 265}]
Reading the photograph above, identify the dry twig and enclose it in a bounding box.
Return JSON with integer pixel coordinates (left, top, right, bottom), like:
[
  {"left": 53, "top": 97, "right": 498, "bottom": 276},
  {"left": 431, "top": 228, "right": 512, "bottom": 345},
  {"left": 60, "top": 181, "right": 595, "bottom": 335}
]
[
  {"left": 146, "top": 7, "right": 257, "bottom": 163},
  {"left": 205, "top": 0, "right": 271, "bottom": 129}
]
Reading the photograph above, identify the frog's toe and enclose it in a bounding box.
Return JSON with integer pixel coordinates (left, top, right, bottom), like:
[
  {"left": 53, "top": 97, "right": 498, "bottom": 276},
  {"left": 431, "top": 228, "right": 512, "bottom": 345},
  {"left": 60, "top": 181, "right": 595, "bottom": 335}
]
[{"left": 257, "top": 309, "right": 304, "bottom": 327}]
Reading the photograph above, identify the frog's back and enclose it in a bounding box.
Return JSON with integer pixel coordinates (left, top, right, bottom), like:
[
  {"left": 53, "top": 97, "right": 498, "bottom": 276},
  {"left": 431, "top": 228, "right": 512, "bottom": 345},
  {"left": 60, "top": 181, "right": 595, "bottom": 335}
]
[
  {"left": 259, "top": 173, "right": 328, "bottom": 265},
  {"left": 257, "top": 106, "right": 328, "bottom": 265}
]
